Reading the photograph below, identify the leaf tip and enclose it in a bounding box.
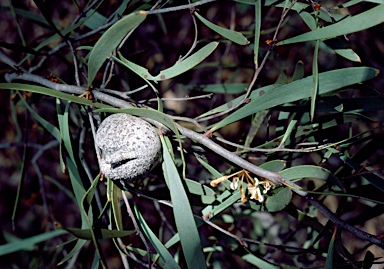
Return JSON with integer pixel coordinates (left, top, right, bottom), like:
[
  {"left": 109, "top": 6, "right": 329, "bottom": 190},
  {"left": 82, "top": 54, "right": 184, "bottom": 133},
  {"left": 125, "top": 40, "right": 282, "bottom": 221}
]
[{"left": 137, "top": 10, "right": 147, "bottom": 17}]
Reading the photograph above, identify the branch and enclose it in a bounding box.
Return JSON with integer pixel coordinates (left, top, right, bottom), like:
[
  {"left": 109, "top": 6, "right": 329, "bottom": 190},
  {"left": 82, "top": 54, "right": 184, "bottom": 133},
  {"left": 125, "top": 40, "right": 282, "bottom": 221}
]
[
  {"left": 5, "top": 72, "right": 384, "bottom": 249},
  {"left": 307, "top": 196, "right": 384, "bottom": 248}
]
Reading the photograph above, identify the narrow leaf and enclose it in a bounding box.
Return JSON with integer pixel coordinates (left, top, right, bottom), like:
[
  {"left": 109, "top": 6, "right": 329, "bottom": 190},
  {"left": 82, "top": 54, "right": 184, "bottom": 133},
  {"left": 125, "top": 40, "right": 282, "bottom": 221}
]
[
  {"left": 254, "top": 0, "right": 261, "bottom": 65},
  {"left": 161, "top": 136, "right": 206, "bottom": 269},
  {"left": 242, "top": 253, "right": 279, "bottom": 268},
  {"left": 111, "top": 183, "right": 123, "bottom": 231},
  {"left": 57, "top": 239, "right": 86, "bottom": 265},
  {"left": 184, "top": 83, "right": 248, "bottom": 94},
  {"left": 291, "top": 60, "right": 304, "bottom": 81},
  {"left": 88, "top": 11, "right": 147, "bottom": 86},
  {"left": 281, "top": 165, "right": 344, "bottom": 191},
  {"left": 324, "top": 228, "right": 337, "bottom": 268},
  {"left": 259, "top": 160, "right": 286, "bottom": 172},
  {"left": 135, "top": 208, "right": 181, "bottom": 269},
  {"left": 266, "top": 187, "right": 292, "bottom": 211},
  {"left": 59, "top": 226, "right": 134, "bottom": 240},
  {"left": 311, "top": 38, "right": 320, "bottom": 121},
  {"left": 198, "top": 84, "right": 279, "bottom": 118},
  {"left": 116, "top": 42, "right": 218, "bottom": 81},
  {"left": 334, "top": 48, "right": 361, "bottom": 62},
  {"left": 0, "top": 83, "right": 112, "bottom": 109},
  {"left": 0, "top": 230, "right": 67, "bottom": 256},
  {"left": 194, "top": 12, "right": 249, "bottom": 45},
  {"left": 278, "top": 5, "right": 384, "bottom": 45},
  {"left": 210, "top": 67, "right": 378, "bottom": 131},
  {"left": 202, "top": 191, "right": 241, "bottom": 219}
]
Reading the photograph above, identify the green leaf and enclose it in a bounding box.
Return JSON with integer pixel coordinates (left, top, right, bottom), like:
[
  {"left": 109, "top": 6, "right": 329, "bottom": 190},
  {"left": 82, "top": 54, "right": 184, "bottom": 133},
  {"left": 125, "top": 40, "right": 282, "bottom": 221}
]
[
  {"left": 161, "top": 136, "right": 206, "bottom": 269},
  {"left": 324, "top": 228, "right": 337, "bottom": 269},
  {"left": 0, "top": 83, "right": 112, "bottom": 109},
  {"left": 201, "top": 191, "right": 241, "bottom": 219},
  {"left": 281, "top": 165, "right": 344, "bottom": 191},
  {"left": 334, "top": 48, "right": 361, "bottom": 62},
  {"left": 198, "top": 84, "right": 279, "bottom": 118},
  {"left": 210, "top": 67, "right": 378, "bottom": 131},
  {"left": 135, "top": 208, "right": 181, "bottom": 269},
  {"left": 84, "top": 9, "right": 107, "bottom": 30},
  {"left": 253, "top": 0, "right": 261, "bottom": 65},
  {"left": 242, "top": 253, "right": 279, "bottom": 268},
  {"left": 194, "top": 12, "right": 249, "bottom": 45},
  {"left": 299, "top": 11, "right": 317, "bottom": 31},
  {"left": 195, "top": 155, "right": 223, "bottom": 179},
  {"left": 110, "top": 183, "right": 123, "bottom": 231},
  {"left": 195, "top": 155, "right": 230, "bottom": 189},
  {"left": 311, "top": 38, "right": 320, "bottom": 121},
  {"left": 243, "top": 110, "right": 269, "bottom": 147},
  {"left": 184, "top": 83, "right": 248, "bottom": 94},
  {"left": 80, "top": 175, "right": 107, "bottom": 268},
  {"left": 292, "top": 61, "right": 305, "bottom": 81},
  {"left": 57, "top": 100, "right": 75, "bottom": 162},
  {"left": 57, "top": 239, "right": 87, "bottom": 265},
  {"left": 265, "top": 187, "right": 292, "bottom": 212},
  {"left": 184, "top": 178, "right": 215, "bottom": 196},
  {"left": 87, "top": 11, "right": 147, "bottom": 86},
  {"left": 280, "top": 120, "right": 297, "bottom": 146},
  {"left": 278, "top": 5, "right": 384, "bottom": 45},
  {"left": 259, "top": 160, "right": 286, "bottom": 172},
  {"left": 184, "top": 178, "right": 216, "bottom": 204},
  {"left": 115, "top": 42, "right": 218, "bottom": 81},
  {"left": 249, "top": 186, "right": 292, "bottom": 212},
  {"left": 59, "top": 226, "right": 135, "bottom": 240},
  {"left": 0, "top": 230, "right": 67, "bottom": 256}
]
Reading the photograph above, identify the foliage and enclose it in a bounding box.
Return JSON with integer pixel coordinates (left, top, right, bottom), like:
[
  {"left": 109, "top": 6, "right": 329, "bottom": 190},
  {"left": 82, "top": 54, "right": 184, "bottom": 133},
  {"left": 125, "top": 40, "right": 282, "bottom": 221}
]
[{"left": 0, "top": 0, "right": 384, "bottom": 268}]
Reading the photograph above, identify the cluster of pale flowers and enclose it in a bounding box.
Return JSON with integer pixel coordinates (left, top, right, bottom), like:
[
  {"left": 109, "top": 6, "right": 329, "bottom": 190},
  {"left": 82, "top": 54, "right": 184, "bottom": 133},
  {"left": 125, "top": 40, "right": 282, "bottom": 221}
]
[{"left": 210, "top": 170, "right": 274, "bottom": 203}]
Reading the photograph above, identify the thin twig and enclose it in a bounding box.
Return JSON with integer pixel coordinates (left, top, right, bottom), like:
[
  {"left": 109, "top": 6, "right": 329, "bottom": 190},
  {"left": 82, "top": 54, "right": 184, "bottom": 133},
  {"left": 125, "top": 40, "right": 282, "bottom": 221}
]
[
  {"left": 31, "top": 140, "right": 60, "bottom": 216},
  {"left": 146, "top": 0, "right": 217, "bottom": 15},
  {"left": 306, "top": 196, "right": 384, "bottom": 248},
  {"left": 215, "top": 136, "right": 329, "bottom": 153},
  {"left": 29, "top": 19, "right": 116, "bottom": 73},
  {"left": 117, "top": 0, "right": 160, "bottom": 52},
  {"left": 66, "top": 40, "right": 81, "bottom": 86},
  {"left": 121, "top": 190, "right": 152, "bottom": 268},
  {"left": 171, "top": 116, "right": 207, "bottom": 132},
  {"left": 197, "top": 0, "right": 298, "bottom": 123},
  {"left": 153, "top": 200, "right": 176, "bottom": 234},
  {"left": 99, "top": 85, "right": 148, "bottom": 99},
  {"left": 100, "top": 59, "right": 115, "bottom": 89},
  {"left": 176, "top": 8, "right": 198, "bottom": 63},
  {"left": 215, "top": 7, "right": 235, "bottom": 84},
  {"left": 144, "top": 93, "right": 213, "bottom": 103}
]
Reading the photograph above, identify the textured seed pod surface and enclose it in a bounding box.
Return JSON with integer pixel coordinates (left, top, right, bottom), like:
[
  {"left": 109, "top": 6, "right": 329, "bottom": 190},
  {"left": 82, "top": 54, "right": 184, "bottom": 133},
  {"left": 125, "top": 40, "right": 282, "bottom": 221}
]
[{"left": 95, "top": 113, "right": 161, "bottom": 183}]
